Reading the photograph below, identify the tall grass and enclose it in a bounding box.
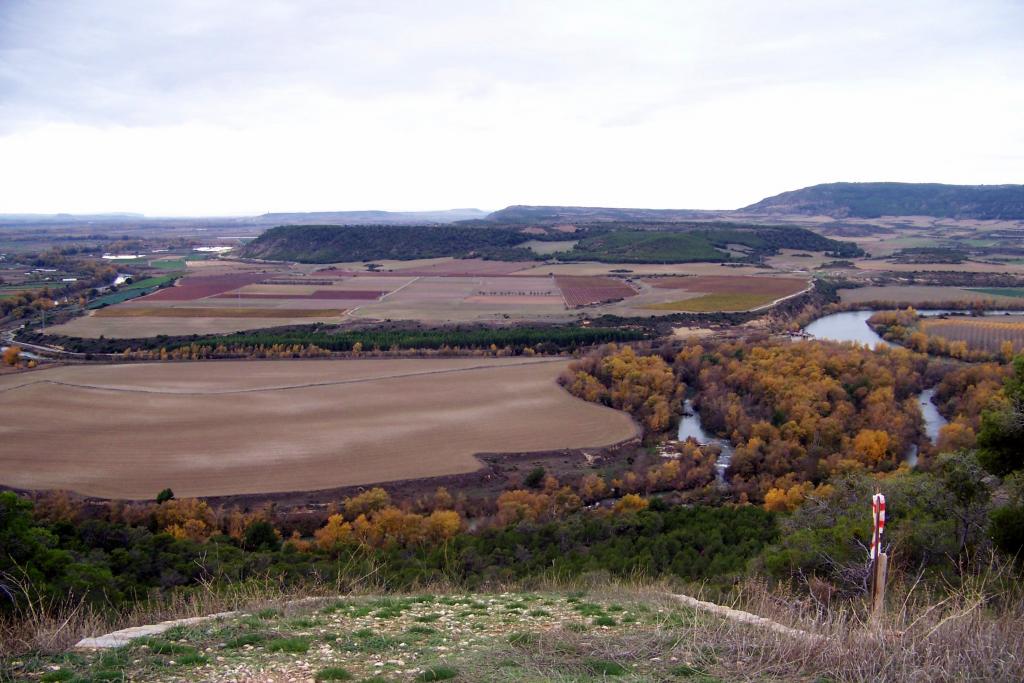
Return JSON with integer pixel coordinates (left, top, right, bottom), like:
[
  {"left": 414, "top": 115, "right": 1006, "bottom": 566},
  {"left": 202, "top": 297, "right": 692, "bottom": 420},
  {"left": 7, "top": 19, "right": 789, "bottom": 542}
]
[{"left": 0, "top": 552, "right": 389, "bottom": 655}]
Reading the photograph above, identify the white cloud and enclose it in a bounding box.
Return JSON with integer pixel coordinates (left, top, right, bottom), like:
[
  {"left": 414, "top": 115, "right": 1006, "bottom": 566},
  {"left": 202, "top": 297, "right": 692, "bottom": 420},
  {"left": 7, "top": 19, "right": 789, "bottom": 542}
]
[{"left": 0, "top": 0, "right": 1021, "bottom": 214}]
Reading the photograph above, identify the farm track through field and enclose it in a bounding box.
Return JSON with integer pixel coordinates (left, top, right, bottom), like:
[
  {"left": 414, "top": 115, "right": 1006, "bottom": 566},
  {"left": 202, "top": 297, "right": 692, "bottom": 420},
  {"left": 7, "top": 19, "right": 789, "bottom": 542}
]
[{"left": 0, "top": 357, "right": 565, "bottom": 397}]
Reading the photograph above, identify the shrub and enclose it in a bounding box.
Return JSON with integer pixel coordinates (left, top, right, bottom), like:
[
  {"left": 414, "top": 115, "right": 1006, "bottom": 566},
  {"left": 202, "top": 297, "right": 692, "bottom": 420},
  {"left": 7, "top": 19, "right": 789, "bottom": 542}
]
[
  {"left": 524, "top": 467, "right": 546, "bottom": 489},
  {"left": 586, "top": 659, "right": 626, "bottom": 675},
  {"left": 417, "top": 665, "right": 458, "bottom": 681},
  {"left": 266, "top": 636, "right": 310, "bottom": 653},
  {"left": 243, "top": 520, "right": 282, "bottom": 552}
]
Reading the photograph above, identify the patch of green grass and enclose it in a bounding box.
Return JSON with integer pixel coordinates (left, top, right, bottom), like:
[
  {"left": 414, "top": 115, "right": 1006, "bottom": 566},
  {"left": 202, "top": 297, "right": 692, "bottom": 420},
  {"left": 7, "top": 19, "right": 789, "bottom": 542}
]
[
  {"left": 527, "top": 609, "right": 550, "bottom": 617},
  {"left": 174, "top": 653, "right": 208, "bottom": 666},
  {"left": 565, "top": 622, "right": 588, "bottom": 633},
  {"left": 572, "top": 602, "right": 606, "bottom": 616},
  {"left": 266, "top": 636, "right": 310, "bottom": 654},
  {"left": 374, "top": 607, "right": 405, "bottom": 619},
  {"left": 321, "top": 599, "right": 350, "bottom": 614},
  {"left": 40, "top": 671, "right": 74, "bottom": 682},
  {"left": 225, "top": 633, "right": 265, "bottom": 648},
  {"left": 585, "top": 659, "right": 627, "bottom": 676},
  {"left": 94, "top": 652, "right": 128, "bottom": 668},
  {"left": 670, "top": 664, "right": 706, "bottom": 677},
  {"left": 134, "top": 638, "right": 197, "bottom": 656},
  {"left": 350, "top": 606, "right": 373, "bottom": 617},
  {"left": 406, "top": 625, "right": 437, "bottom": 635},
  {"left": 255, "top": 608, "right": 281, "bottom": 619},
  {"left": 416, "top": 665, "right": 458, "bottom": 681},
  {"left": 508, "top": 632, "right": 539, "bottom": 647},
  {"left": 414, "top": 613, "right": 441, "bottom": 622},
  {"left": 315, "top": 667, "right": 354, "bottom": 681},
  {"left": 287, "top": 617, "right": 317, "bottom": 628},
  {"left": 592, "top": 615, "right": 617, "bottom": 627},
  {"left": 645, "top": 292, "right": 778, "bottom": 312},
  {"left": 339, "top": 632, "right": 400, "bottom": 653},
  {"left": 89, "top": 670, "right": 126, "bottom": 682}
]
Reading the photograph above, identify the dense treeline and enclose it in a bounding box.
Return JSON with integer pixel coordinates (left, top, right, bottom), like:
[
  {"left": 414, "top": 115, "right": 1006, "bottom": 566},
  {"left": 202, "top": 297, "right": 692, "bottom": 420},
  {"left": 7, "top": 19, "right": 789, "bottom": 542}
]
[
  {"left": 678, "top": 341, "right": 928, "bottom": 502},
  {"left": 564, "top": 340, "right": 929, "bottom": 503},
  {"left": 0, "top": 490, "right": 774, "bottom": 615},
  {"left": 23, "top": 324, "right": 648, "bottom": 356},
  {"left": 561, "top": 344, "right": 683, "bottom": 432},
  {"left": 557, "top": 225, "right": 861, "bottom": 263},
  {"left": 771, "top": 356, "right": 1024, "bottom": 589}
]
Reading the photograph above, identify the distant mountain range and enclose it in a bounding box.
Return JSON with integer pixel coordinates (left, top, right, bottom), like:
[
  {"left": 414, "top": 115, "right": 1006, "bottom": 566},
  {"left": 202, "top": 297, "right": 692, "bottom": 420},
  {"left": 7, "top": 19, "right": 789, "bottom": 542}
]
[
  {"left": 481, "top": 205, "right": 715, "bottom": 224},
  {"left": 740, "top": 182, "right": 1024, "bottom": 220},
  {"left": 249, "top": 209, "right": 488, "bottom": 225},
  {"left": 5, "top": 183, "right": 1024, "bottom": 228}
]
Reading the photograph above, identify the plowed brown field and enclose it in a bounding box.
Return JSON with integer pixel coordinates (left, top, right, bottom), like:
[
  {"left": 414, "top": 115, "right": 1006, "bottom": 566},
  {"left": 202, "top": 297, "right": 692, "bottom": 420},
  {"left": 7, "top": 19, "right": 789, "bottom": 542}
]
[{"left": 0, "top": 359, "right": 637, "bottom": 499}]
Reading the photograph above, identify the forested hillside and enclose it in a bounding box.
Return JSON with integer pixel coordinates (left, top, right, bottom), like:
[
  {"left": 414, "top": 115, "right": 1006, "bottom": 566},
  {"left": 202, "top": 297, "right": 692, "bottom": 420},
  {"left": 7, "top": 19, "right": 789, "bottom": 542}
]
[
  {"left": 742, "top": 182, "right": 1024, "bottom": 219},
  {"left": 560, "top": 225, "right": 860, "bottom": 263},
  {"left": 239, "top": 222, "right": 859, "bottom": 263},
  {"left": 239, "top": 225, "right": 535, "bottom": 262}
]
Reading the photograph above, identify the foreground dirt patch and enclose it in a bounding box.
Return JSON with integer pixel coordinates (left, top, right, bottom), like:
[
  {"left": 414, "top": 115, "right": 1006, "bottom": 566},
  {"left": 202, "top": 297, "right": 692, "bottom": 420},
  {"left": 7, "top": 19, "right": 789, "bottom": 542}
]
[
  {"left": 0, "top": 358, "right": 637, "bottom": 499},
  {"left": 17, "top": 591, "right": 722, "bottom": 683}
]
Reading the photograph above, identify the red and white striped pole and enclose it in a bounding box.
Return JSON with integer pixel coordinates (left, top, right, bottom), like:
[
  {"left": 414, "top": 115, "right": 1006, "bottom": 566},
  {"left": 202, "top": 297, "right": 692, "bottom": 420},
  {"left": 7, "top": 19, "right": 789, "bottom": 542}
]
[{"left": 869, "top": 492, "right": 888, "bottom": 617}]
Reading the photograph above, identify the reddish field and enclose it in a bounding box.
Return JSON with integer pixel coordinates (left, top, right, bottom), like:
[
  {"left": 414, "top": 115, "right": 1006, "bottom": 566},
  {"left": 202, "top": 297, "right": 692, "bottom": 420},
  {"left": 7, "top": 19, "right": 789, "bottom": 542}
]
[
  {"left": 142, "top": 273, "right": 268, "bottom": 301},
  {"left": 347, "top": 260, "right": 538, "bottom": 277},
  {"left": 213, "top": 290, "right": 386, "bottom": 300},
  {"left": 646, "top": 275, "right": 807, "bottom": 296},
  {"left": 555, "top": 276, "right": 637, "bottom": 307},
  {"left": 94, "top": 307, "right": 344, "bottom": 318}
]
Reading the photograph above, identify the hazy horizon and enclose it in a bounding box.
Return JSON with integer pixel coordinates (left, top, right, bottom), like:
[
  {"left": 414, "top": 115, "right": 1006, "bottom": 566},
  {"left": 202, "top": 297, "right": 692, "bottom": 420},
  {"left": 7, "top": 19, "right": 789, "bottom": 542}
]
[{"left": 2, "top": 1, "right": 1021, "bottom": 215}]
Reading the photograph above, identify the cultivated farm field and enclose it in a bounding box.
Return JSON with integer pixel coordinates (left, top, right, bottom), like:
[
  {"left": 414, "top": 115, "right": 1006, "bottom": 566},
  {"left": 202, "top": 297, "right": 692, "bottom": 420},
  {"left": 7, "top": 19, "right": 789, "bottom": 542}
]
[
  {"left": 839, "top": 285, "right": 1024, "bottom": 306},
  {"left": 920, "top": 315, "right": 1024, "bottom": 354},
  {"left": 640, "top": 275, "right": 809, "bottom": 312},
  {"left": 45, "top": 259, "right": 817, "bottom": 337},
  {"left": 0, "top": 358, "right": 638, "bottom": 499}
]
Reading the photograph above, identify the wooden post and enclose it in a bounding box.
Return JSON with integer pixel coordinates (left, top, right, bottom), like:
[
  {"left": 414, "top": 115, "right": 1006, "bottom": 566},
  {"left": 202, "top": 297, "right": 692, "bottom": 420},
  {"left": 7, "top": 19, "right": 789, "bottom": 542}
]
[{"left": 871, "top": 552, "right": 888, "bottom": 618}]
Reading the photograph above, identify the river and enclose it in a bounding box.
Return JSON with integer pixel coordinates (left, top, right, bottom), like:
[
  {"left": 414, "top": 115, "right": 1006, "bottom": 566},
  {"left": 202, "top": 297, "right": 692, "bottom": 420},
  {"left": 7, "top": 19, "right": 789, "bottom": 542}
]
[
  {"left": 804, "top": 309, "right": 953, "bottom": 465},
  {"left": 677, "top": 399, "right": 733, "bottom": 481}
]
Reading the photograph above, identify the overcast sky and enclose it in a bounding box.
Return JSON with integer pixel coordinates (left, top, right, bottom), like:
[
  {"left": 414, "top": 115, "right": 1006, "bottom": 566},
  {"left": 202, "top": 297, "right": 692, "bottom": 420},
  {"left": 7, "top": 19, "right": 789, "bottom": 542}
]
[{"left": 0, "top": 0, "right": 1021, "bottom": 216}]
